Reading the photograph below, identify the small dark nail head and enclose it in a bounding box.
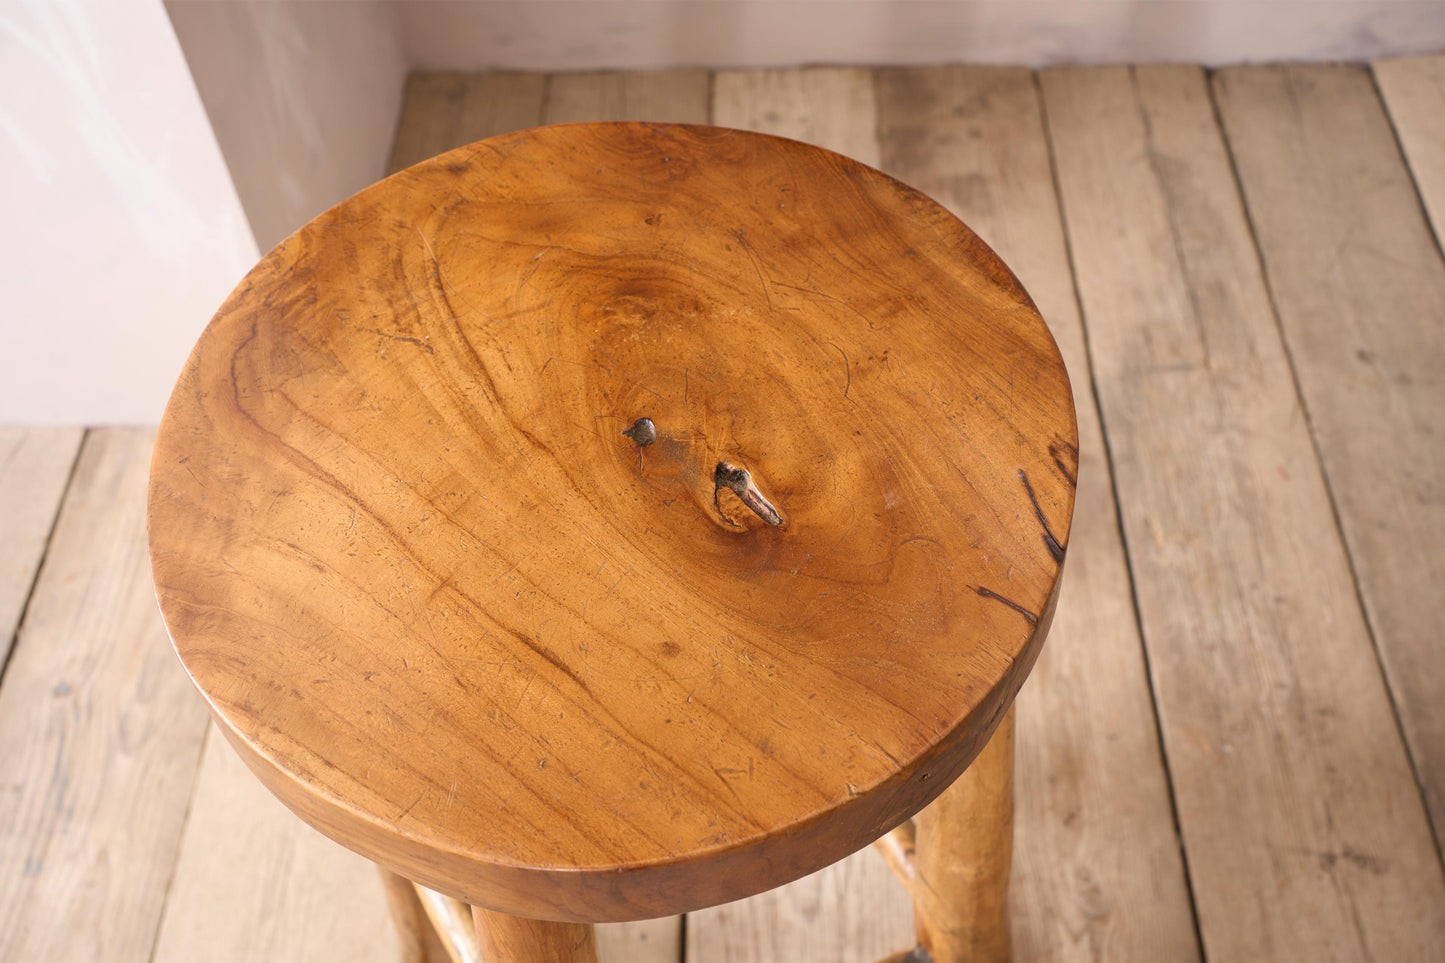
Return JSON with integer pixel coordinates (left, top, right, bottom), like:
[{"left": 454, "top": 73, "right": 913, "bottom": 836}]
[{"left": 623, "top": 417, "right": 657, "bottom": 447}]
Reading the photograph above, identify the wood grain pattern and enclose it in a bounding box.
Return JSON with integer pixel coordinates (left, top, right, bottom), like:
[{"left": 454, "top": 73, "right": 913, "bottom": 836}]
[
  {"left": 911, "top": 708, "right": 1014, "bottom": 962},
  {"left": 154, "top": 729, "right": 673, "bottom": 963},
  {"left": 544, "top": 69, "right": 711, "bottom": 125},
  {"left": 714, "top": 68, "right": 881, "bottom": 166},
  {"left": 1042, "top": 64, "right": 1445, "bottom": 959},
  {"left": 597, "top": 918, "right": 682, "bottom": 963},
  {"left": 690, "top": 65, "right": 915, "bottom": 963},
  {"left": 474, "top": 907, "right": 598, "bottom": 963},
  {"left": 420, "top": 885, "right": 484, "bottom": 963},
  {"left": 875, "top": 64, "right": 1201, "bottom": 961},
  {"left": 148, "top": 121, "right": 1074, "bottom": 922},
  {"left": 151, "top": 726, "right": 401, "bottom": 963},
  {"left": 388, "top": 72, "right": 547, "bottom": 174},
  {"left": 1214, "top": 63, "right": 1445, "bottom": 858},
  {"left": 0, "top": 429, "right": 211, "bottom": 962},
  {"left": 542, "top": 67, "right": 710, "bottom": 950},
  {"left": 0, "top": 427, "right": 81, "bottom": 666},
  {"left": 1374, "top": 54, "right": 1445, "bottom": 248},
  {"left": 381, "top": 868, "right": 450, "bottom": 963},
  {"left": 321, "top": 69, "right": 681, "bottom": 961}
]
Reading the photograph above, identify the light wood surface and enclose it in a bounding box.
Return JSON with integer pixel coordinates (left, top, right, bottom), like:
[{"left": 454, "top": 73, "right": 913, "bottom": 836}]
[
  {"left": 538, "top": 61, "right": 703, "bottom": 956},
  {"left": 381, "top": 868, "right": 450, "bottom": 963},
  {"left": 544, "top": 69, "right": 711, "bottom": 124},
  {"left": 0, "top": 427, "right": 81, "bottom": 665},
  {"left": 687, "top": 847, "right": 914, "bottom": 963},
  {"left": 474, "top": 907, "right": 599, "bottom": 963},
  {"left": 714, "top": 68, "right": 881, "bottom": 168},
  {"left": 1214, "top": 62, "right": 1445, "bottom": 860},
  {"left": 0, "top": 429, "right": 211, "bottom": 962},
  {"left": 157, "top": 728, "right": 676, "bottom": 963},
  {"left": 152, "top": 70, "right": 683, "bottom": 963},
  {"left": 1374, "top": 54, "right": 1445, "bottom": 248},
  {"left": 149, "top": 120, "right": 1074, "bottom": 921},
  {"left": 874, "top": 64, "right": 1200, "bottom": 961},
  {"left": 151, "top": 725, "right": 401, "bottom": 963},
  {"left": 1041, "top": 63, "right": 1445, "bottom": 958},
  {"left": 596, "top": 918, "right": 682, "bottom": 963},
  {"left": 388, "top": 72, "right": 547, "bottom": 173},
  {"left": 707, "top": 62, "right": 1119, "bottom": 963},
  {"left": 690, "top": 66, "right": 920, "bottom": 963},
  {"left": 419, "top": 885, "right": 484, "bottom": 963},
  {"left": 911, "top": 708, "right": 1015, "bottom": 962}
]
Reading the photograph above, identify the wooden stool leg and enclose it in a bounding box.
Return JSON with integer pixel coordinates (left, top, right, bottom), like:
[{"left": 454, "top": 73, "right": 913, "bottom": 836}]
[
  {"left": 910, "top": 706, "right": 1016, "bottom": 963},
  {"left": 379, "top": 868, "right": 447, "bottom": 963},
  {"left": 472, "top": 906, "right": 598, "bottom": 963}
]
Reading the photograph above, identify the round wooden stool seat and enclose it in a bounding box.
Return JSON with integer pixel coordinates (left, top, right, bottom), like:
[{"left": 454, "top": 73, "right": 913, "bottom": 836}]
[{"left": 147, "top": 122, "right": 1076, "bottom": 926}]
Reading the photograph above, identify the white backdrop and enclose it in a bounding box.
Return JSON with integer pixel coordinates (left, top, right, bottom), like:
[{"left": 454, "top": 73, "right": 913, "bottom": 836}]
[
  {"left": 397, "top": 0, "right": 1445, "bottom": 70},
  {"left": 0, "top": 0, "right": 257, "bottom": 425}
]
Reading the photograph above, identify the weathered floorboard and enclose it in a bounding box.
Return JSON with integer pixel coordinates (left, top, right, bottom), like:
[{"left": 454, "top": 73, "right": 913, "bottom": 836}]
[
  {"left": 5, "top": 59, "right": 1436, "bottom": 963},
  {"left": 149, "top": 724, "right": 676, "bottom": 963},
  {"left": 150, "top": 726, "right": 401, "bottom": 963},
  {"left": 0, "top": 427, "right": 82, "bottom": 668},
  {"left": 875, "top": 65, "right": 1200, "bottom": 961},
  {"left": 544, "top": 69, "right": 711, "bottom": 124},
  {"left": 388, "top": 71, "right": 548, "bottom": 173},
  {"left": 1374, "top": 54, "right": 1445, "bottom": 249},
  {"left": 713, "top": 68, "right": 881, "bottom": 166},
  {"left": 1215, "top": 64, "right": 1445, "bottom": 856},
  {"left": 0, "top": 428, "right": 212, "bottom": 962},
  {"left": 1041, "top": 64, "right": 1445, "bottom": 959},
  {"left": 687, "top": 848, "right": 913, "bottom": 963}
]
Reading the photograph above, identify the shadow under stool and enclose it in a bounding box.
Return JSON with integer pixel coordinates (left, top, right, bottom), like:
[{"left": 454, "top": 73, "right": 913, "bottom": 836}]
[{"left": 146, "top": 122, "right": 1076, "bottom": 963}]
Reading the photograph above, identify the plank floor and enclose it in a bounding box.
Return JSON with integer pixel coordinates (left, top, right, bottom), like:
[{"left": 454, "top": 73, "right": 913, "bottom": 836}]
[{"left": 2, "top": 57, "right": 1443, "bottom": 962}]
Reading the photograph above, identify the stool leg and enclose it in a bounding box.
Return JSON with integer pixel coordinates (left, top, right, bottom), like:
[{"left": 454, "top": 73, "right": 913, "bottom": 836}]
[
  {"left": 910, "top": 706, "right": 1015, "bottom": 963},
  {"left": 472, "top": 906, "right": 598, "bottom": 963},
  {"left": 378, "top": 867, "right": 445, "bottom": 963}
]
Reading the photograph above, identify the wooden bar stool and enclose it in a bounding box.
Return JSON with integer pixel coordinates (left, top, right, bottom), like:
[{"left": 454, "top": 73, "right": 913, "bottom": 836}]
[{"left": 147, "top": 123, "right": 1075, "bottom": 963}]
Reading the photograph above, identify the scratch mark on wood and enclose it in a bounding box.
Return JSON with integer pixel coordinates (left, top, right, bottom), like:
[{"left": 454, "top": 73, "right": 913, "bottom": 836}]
[
  {"left": 416, "top": 227, "right": 439, "bottom": 266},
  {"left": 732, "top": 229, "right": 774, "bottom": 311},
  {"left": 360, "top": 326, "right": 435, "bottom": 354},
  {"left": 824, "top": 341, "right": 852, "bottom": 399},
  {"left": 975, "top": 586, "right": 1038, "bottom": 624},
  {"left": 397, "top": 791, "right": 425, "bottom": 820}
]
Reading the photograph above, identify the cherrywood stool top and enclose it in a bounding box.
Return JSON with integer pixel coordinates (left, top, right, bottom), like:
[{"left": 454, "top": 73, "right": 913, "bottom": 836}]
[{"left": 147, "top": 122, "right": 1076, "bottom": 924}]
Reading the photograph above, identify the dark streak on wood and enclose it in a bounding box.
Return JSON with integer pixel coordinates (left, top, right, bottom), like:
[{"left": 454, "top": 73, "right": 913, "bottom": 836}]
[
  {"left": 1049, "top": 440, "right": 1078, "bottom": 487},
  {"left": 975, "top": 586, "right": 1039, "bottom": 625},
  {"left": 1018, "top": 468, "right": 1065, "bottom": 563}
]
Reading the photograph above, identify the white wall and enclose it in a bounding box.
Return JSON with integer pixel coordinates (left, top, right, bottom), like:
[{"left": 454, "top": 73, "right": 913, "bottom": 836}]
[
  {"left": 5, "top": 0, "right": 1444, "bottom": 425},
  {"left": 0, "top": 0, "right": 258, "bottom": 425},
  {"left": 166, "top": 0, "right": 407, "bottom": 252},
  {"left": 396, "top": 0, "right": 1445, "bottom": 71}
]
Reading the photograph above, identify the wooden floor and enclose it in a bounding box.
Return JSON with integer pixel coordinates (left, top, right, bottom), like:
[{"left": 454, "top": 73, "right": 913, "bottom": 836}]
[{"left": 3, "top": 57, "right": 1444, "bottom": 962}]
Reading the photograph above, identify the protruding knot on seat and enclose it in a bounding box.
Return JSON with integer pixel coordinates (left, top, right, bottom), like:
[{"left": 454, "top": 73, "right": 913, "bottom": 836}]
[{"left": 713, "top": 461, "right": 782, "bottom": 527}]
